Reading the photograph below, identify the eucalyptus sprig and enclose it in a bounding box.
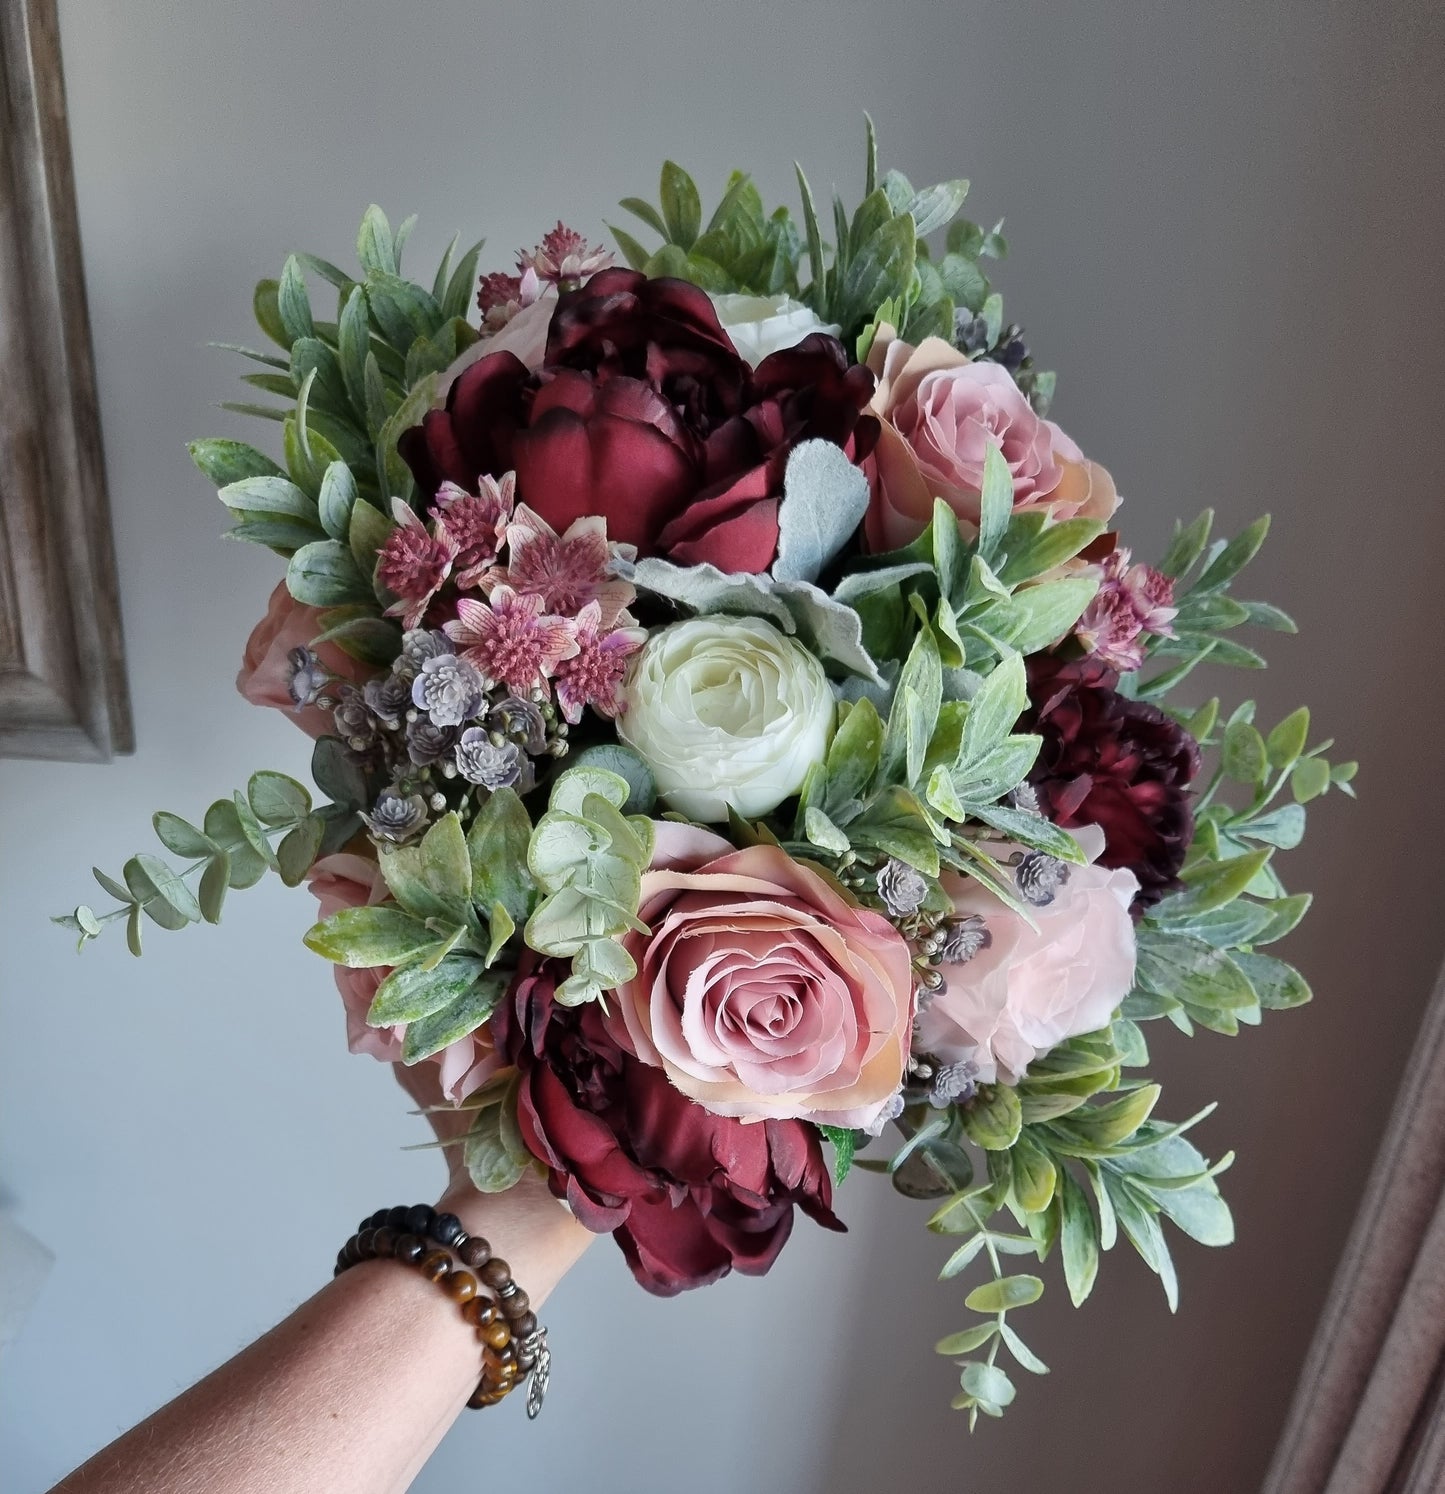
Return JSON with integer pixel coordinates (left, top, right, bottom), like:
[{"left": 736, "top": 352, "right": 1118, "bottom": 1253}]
[
  {"left": 523, "top": 764, "right": 657, "bottom": 1008},
  {"left": 56, "top": 768, "right": 359, "bottom": 955}
]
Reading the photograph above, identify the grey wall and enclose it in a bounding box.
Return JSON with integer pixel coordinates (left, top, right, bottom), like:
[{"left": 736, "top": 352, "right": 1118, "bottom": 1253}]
[{"left": 2, "top": 2, "right": 1442, "bottom": 1490}]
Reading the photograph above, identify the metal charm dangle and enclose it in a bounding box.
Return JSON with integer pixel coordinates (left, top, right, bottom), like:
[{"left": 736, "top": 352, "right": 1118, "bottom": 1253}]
[{"left": 525, "top": 1328, "right": 550, "bottom": 1419}]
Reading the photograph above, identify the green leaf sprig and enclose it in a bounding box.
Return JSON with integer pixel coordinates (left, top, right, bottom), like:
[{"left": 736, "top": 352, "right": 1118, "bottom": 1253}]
[
  {"left": 303, "top": 795, "right": 536, "bottom": 1065},
  {"left": 56, "top": 768, "right": 358, "bottom": 955}
]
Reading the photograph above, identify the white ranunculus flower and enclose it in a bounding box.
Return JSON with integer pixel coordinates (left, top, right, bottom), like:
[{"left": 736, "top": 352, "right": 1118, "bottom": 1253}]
[
  {"left": 709, "top": 293, "right": 842, "bottom": 366},
  {"left": 617, "top": 616, "right": 835, "bottom": 821}
]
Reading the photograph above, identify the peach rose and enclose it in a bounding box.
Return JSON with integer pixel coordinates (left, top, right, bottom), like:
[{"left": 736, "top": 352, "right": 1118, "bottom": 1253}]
[
  {"left": 913, "top": 850, "right": 1138, "bottom": 1086},
  {"left": 863, "top": 329, "right": 1118, "bottom": 551},
  {"left": 237, "top": 582, "right": 370, "bottom": 739},
  {"left": 306, "top": 852, "right": 498, "bottom": 1101},
  {"left": 605, "top": 824, "right": 914, "bottom": 1129}
]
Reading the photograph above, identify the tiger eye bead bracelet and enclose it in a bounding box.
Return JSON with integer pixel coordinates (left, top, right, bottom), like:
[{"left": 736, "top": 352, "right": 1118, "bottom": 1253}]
[{"left": 335, "top": 1203, "right": 549, "bottom": 1416}]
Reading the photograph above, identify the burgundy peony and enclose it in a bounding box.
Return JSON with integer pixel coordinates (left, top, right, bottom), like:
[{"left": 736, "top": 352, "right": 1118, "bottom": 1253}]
[
  {"left": 1023, "top": 655, "right": 1200, "bottom": 907},
  {"left": 491, "top": 960, "right": 843, "bottom": 1295},
  {"left": 399, "top": 269, "right": 876, "bottom": 573}
]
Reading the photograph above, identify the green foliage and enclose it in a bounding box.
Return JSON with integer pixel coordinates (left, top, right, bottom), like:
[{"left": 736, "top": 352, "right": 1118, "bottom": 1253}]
[
  {"left": 58, "top": 771, "right": 348, "bottom": 953},
  {"left": 818, "top": 1124, "right": 860, "bottom": 1184},
  {"left": 523, "top": 767, "right": 655, "bottom": 1007},
  {"left": 192, "top": 205, "right": 483, "bottom": 655},
  {"left": 615, "top": 122, "right": 1012, "bottom": 357},
  {"left": 1136, "top": 511, "right": 1297, "bottom": 699},
  {"left": 779, "top": 490, "right": 1102, "bottom": 914},
  {"left": 612, "top": 163, "right": 804, "bottom": 299},
  {"left": 463, "top": 1077, "right": 533, "bottom": 1193},
  {"left": 299, "top": 810, "right": 524, "bottom": 1060},
  {"left": 1123, "top": 678, "right": 1353, "bottom": 1035},
  {"left": 911, "top": 1022, "right": 1233, "bottom": 1426}
]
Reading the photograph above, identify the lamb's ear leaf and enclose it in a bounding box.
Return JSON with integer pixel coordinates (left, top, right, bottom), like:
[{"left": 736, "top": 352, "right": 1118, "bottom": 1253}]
[{"left": 772, "top": 441, "right": 871, "bottom": 584}]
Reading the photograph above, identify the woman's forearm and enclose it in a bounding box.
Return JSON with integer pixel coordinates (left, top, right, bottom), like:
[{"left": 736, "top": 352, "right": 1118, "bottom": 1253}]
[{"left": 52, "top": 1177, "right": 593, "bottom": 1494}]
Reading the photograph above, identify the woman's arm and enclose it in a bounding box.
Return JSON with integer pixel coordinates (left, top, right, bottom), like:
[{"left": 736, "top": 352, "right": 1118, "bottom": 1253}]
[{"left": 52, "top": 1169, "right": 593, "bottom": 1494}]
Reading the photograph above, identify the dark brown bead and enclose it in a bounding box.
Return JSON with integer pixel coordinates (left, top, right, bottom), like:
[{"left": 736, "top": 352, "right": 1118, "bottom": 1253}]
[
  {"left": 483, "top": 1342, "right": 517, "bottom": 1371},
  {"left": 393, "top": 1233, "right": 424, "bottom": 1265},
  {"left": 357, "top": 1227, "right": 378, "bottom": 1258},
  {"left": 419, "top": 1249, "right": 452, "bottom": 1283},
  {"left": 500, "top": 1288, "right": 530, "bottom": 1319},
  {"left": 372, "top": 1226, "right": 397, "bottom": 1258},
  {"left": 467, "top": 1385, "right": 500, "bottom": 1409},
  {"left": 342, "top": 1236, "right": 364, "bottom": 1266},
  {"left": 461, "top": 1296, "right": 497, "bottom": 1327},
  {"left": 480, "top": 1319, "right": 512, "bottom": 1351},
  {"left": 444, "top": 1270, "right": 478, "bottom": 1304},
  {"left": 510, "top": 1310, "right": 538, "bottom": 1339},
  {"left": 457, "top": 1236, "right": 492, "bottom": 1270},
  {"left": 479, "top": 1258, "right": 511, "bottom": 1289}
]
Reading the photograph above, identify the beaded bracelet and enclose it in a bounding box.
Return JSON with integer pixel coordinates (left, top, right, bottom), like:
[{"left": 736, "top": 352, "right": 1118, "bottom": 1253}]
[{"left": 335, "top": 1203, "right": 550, "bottom": 1418}]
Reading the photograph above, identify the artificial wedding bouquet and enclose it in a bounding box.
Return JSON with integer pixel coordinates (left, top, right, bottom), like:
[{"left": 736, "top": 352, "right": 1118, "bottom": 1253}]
[{"left": 62, "top": 124, "right": 1354, "bottom": 1421}]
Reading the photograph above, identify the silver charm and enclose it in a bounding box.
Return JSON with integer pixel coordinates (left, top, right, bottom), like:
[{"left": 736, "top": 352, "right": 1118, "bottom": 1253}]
[{"left": 525, "top": 1328, "right": 550, "bottom": 1420}]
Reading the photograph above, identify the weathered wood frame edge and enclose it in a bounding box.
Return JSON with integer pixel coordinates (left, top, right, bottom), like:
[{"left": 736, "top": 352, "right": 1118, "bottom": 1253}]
[{"left": 0, "top": 0, "right": 132, "bottom": 761}]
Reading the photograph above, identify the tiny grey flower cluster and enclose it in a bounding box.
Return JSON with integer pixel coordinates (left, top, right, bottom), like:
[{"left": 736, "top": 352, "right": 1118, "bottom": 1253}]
[
  {"left": 313, "top": 629, "right": 569, "bottom": 846},
  {"left": 286, "top": 647, "right": 329, "bottom": 710},
  {"left": 876, "top": 857, "right": 928, "bottom": 918},
  {"left": 918, "top": 914, "right": 991, "bottom": 966},
  {"left": 361, "top": 789, "right": 429, "bottom": 844},
  {"left": 1013, "top": 851, "right": 1070, "bottom": 907}
]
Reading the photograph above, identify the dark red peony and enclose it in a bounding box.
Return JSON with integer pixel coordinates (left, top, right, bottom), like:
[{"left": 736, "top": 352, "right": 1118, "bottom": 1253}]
[
  {"left": 491, "top": 960, "right": 843, "bottom": 1295},
  {"left": 1023, "top": 655, "right": 1200, "bottom": 908},
  {"left": 398, "top": 269, "right": 877, "bottom": 573}
]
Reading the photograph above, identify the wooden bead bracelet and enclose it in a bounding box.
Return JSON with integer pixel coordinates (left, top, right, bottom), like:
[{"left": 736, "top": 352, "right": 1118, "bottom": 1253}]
[{"left": 335, "top": 1203, "right": 549, "bottom": 1417}]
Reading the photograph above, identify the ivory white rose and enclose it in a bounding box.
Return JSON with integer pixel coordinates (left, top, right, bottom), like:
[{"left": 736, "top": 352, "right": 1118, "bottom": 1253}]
[
  {"left": 709, "top": 293, "right": 842, "bottom": 366},
  {"left": 617, "top": 616, "right": 834, "bottom": 821}
]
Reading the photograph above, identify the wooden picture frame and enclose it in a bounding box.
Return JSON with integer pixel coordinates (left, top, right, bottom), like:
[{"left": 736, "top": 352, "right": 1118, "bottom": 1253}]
[{"left": 0, "top": 0, "right": 132, "bottom": 761}]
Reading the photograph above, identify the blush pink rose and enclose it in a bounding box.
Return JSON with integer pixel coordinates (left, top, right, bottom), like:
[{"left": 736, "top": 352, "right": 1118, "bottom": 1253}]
[
  {"left": 237, "top": 582, "right": 370, "bottom": 739},
  {"left": 863, "top": 331, "right": 1118, "bottom": 551},
  {"left": 913, "top": 852, "right": 1139, "bottom": 1086},
  {"left": 605, "top": 824, "right": 914, "bottom": 1129},
  {"left": 306, "top": 852, "right": 499, "bottom": 1101}
]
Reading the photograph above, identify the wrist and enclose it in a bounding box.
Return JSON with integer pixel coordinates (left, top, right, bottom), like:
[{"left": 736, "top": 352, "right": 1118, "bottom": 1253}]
[{"left": 434, "top": 1170, "right": 594, "bottom": 1310}]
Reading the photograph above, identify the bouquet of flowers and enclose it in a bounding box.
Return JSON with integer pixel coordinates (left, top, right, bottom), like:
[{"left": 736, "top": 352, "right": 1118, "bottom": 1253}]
[{"left": 61, "top": 123, "right": 1355, "bottom": 1422}]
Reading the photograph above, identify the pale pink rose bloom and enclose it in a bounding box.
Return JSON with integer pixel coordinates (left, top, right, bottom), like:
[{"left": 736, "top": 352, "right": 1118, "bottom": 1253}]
[
  {"left": 306, "top": 852, "right": 499, "bottom": 1101},
  {"left": 863, "top": 329, "right": 1118, "bottom": 551},
  {"left": 237, "top": 582, "right": 371, "bottom": 739},
  {"left": 437, "top": 290, "right": 557, "bottom": 397},
  {"left": 605, "top": 827, "right": 914, "bottom": 1129},
  {"left": 914, "top": 854, "right": 1139, "bottom": 1086}
]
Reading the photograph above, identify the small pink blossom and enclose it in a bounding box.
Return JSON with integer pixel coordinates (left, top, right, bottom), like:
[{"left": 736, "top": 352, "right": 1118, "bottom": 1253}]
[
  {"left": 1119, "top": 556, "right": 1178, "bottom": 635},
  {"left": 484, "top": 504, "right": 636, "bottom": 627},
  {"left": 519, "top": 223, "right": 613, "bottom": 287},
  {"left": 476, "top": 265, "right": 542, "bottom": 335},
  {"left": 1076, "top": 548, "right": 1178, "bottom": 671},
  {"left": 443, "top": 586, "right": 579, "bottom": 696},
  {"left": 552, "top": 600, "right": 647, "bottom": 724},
  {"left": 376, "top": 512, "right": 459, "bottom": 631},
  {"left": 431, "top": 474, "right": 515, "bottom": 589}
]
